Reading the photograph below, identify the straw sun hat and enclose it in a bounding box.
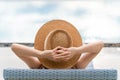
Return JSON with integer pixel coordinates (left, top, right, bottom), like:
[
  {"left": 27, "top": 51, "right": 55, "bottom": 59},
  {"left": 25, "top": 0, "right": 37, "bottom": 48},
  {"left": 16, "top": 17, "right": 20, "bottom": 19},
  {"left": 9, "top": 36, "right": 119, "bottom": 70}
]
[{"left": 34, "top": 20, "right": 82, "bottom": 69}]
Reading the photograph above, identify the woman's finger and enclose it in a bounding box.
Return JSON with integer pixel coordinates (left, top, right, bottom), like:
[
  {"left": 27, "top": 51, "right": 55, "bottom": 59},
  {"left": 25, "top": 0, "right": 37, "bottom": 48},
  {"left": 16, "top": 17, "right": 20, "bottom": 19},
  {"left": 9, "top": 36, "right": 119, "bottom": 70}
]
[
  {"left": 53, "top": 46, "right": 67, "bottom": 52},
  {"left": 54, "top": 51, "right": 71, "bottom": 58},
  {"left": 55, "top": 50, "right": 65, "bottom": 54}
]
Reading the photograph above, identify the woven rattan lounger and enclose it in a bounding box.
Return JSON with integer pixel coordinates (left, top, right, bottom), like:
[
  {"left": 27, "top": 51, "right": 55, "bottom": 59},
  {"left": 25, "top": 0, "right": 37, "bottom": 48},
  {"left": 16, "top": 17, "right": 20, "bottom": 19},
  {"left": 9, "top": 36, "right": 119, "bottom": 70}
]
[{"left": 3, "top": 62, "right": 117, "bottom": 80}]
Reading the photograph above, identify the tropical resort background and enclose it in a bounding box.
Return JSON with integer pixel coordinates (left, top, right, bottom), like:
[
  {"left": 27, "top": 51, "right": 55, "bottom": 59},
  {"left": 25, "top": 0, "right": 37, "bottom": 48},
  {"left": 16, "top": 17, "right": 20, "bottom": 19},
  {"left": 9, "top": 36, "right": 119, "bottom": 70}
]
[{"left": 0, "top": 0, "right": 120, "bottom": 80}]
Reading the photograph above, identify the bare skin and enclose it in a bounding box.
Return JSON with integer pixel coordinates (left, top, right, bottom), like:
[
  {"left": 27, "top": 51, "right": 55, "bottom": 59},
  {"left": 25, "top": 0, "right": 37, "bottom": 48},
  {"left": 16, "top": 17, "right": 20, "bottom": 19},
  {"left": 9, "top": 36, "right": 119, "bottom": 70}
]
[{"left": 11, "top": 41, "right": 104, "bottom": 69}]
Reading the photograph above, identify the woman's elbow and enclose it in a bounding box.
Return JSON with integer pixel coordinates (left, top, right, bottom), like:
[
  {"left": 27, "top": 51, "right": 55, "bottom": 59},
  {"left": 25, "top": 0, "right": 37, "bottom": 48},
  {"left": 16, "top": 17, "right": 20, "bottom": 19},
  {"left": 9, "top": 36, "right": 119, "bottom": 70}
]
[
  {"left": 98, "top": 41, "right": 104, "bottom": 48},
  {"left": 11, "top": 43, "right": 19, "bottom": 52}
]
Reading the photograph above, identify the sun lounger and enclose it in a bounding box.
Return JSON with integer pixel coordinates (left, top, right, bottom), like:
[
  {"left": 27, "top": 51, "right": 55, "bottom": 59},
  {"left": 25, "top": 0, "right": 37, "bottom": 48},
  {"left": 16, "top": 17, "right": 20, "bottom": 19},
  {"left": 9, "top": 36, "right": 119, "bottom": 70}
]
[{"left": 3, "top": 62, "right": 117, "bottom": 80}]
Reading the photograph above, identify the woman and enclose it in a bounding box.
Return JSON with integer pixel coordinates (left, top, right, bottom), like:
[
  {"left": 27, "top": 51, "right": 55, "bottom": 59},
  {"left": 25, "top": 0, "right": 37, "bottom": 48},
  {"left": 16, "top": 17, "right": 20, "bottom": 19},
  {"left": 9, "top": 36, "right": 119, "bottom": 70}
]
[{"left": 11, "top": 20, "right": 104, "bottom": 69}]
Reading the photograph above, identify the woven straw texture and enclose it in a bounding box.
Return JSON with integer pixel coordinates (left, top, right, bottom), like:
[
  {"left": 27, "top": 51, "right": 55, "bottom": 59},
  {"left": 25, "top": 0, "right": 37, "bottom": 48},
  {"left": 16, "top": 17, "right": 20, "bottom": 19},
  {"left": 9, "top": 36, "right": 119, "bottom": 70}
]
[{"left": 44, "top": 29, "right": 72, "bottom": 50}]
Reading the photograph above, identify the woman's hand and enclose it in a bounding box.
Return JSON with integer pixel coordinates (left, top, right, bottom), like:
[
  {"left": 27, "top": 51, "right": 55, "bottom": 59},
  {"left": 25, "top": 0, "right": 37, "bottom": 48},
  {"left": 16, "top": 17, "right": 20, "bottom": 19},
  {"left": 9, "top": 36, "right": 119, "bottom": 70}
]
[
  {"left": 40, "top": 46, "right": 80, "bottom": 62},
  {"left": 67, "top": 47, "right": 79, "bottom": 56},
  {"left": 54, "top": 46, "right": 80, "bottom": 61},
  {"left": 55, "top": 47, "right": 80, "bottom": 60},
  {"left": 40, "top": 46, "right": 71, "bottom": 62},
  {"left": 40, "top": 50, "right": 54, "bottom": 60}
]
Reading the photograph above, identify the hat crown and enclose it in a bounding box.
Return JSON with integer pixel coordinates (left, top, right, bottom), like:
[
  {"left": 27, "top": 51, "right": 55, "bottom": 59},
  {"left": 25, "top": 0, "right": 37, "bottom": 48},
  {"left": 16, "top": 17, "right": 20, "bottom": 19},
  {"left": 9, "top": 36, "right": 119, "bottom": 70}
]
[{"left": 44, "top": 30, "right": 72, "bottom": 50}]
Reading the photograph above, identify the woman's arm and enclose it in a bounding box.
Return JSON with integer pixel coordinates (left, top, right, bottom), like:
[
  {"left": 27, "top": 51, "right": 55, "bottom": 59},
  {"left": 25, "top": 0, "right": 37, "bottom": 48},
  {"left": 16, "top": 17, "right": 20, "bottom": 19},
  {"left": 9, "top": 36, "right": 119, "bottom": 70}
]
[
  {"left": 73, "top": 41, "right": 104, "bottom": 69},
  {"left": 11, "top": 44, "right": 44, "bottom": 69},
  {"left": 11, "top": 44, "right": 71, "bottom": 63},
  {"left": 11, "top": 44, "right": 64, "bottom": 68},
  {"left": 76, "top": 41, "right": 104, "bottom": 55},
  {"left": 57, "top": 41, "right": 104, "bottom": 68},
  {"left": 11, "top": 44, "right": 43, "bottom": 58}
]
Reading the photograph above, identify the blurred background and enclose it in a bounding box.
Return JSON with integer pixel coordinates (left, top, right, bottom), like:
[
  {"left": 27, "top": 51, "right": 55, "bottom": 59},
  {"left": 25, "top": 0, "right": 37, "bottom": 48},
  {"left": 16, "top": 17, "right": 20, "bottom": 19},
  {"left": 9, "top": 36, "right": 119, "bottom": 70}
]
[
  {"left": 0, "top": 0, "right": 120, "bottom": 43},
  {"left": 0, "top": 0, "right": 120, "bottom": 80}
]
